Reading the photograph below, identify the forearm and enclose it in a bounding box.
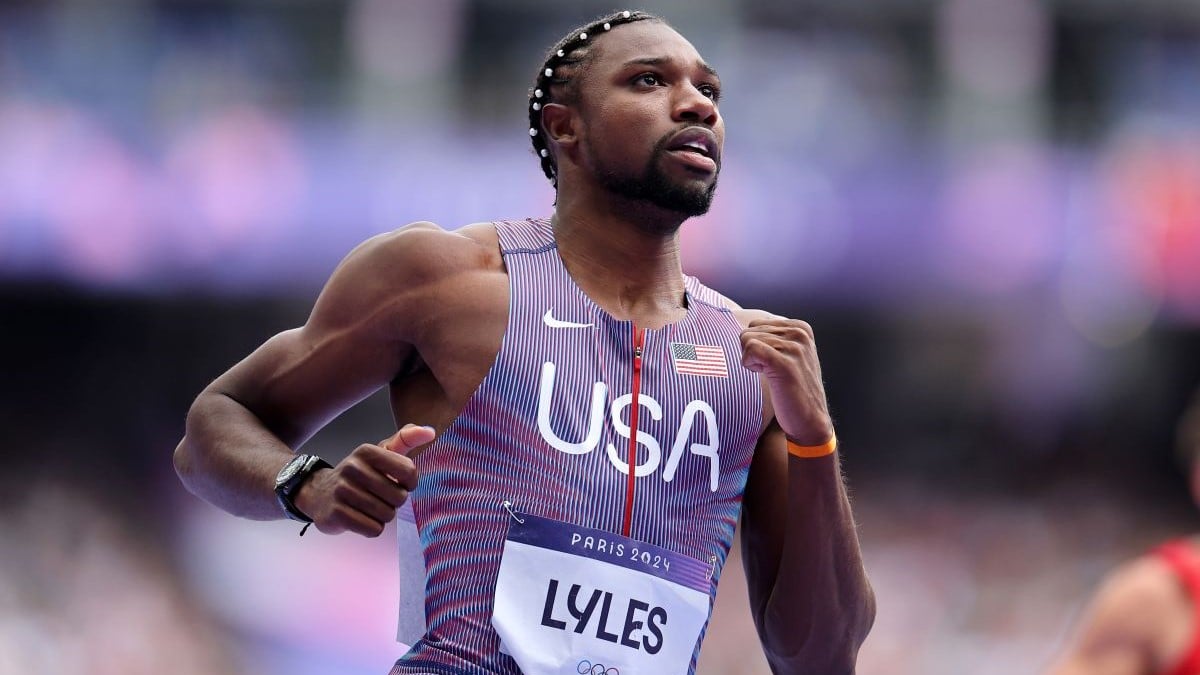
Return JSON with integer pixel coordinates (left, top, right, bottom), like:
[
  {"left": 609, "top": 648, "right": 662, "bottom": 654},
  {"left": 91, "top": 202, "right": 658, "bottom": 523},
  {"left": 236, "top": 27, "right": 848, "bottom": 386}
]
[
  {"left": 758, "top": 454, "right": 875, "bottom": 674},
  {"left": 174, "top": 390, "right": 297, "bottom": 520}
]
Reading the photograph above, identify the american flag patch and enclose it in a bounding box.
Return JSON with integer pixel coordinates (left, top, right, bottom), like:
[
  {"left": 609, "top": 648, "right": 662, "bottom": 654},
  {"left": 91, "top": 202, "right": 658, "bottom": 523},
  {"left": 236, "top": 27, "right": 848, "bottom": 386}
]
[{"left": 670, "top": 342, "right": 728, "bottom": 378}]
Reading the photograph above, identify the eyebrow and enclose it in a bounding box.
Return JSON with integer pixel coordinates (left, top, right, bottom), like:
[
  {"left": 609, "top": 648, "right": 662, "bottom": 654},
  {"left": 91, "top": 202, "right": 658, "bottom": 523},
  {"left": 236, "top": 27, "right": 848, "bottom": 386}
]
[{"left": 621, "top": 56, "right": 721, "bottom": 80}]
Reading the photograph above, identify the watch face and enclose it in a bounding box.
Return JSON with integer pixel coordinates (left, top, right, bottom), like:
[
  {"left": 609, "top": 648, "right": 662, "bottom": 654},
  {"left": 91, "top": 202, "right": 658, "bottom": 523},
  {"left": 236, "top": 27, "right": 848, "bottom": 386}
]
[{"left": 276, "top": 455, "right": 306, "bottom": 486}]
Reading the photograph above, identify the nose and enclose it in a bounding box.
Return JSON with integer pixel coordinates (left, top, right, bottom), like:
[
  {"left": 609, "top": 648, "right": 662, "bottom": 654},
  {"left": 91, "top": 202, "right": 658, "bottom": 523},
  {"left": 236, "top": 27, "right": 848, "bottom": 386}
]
[{"left": 672, "top": 82, "right": 719, "bottom": 127}]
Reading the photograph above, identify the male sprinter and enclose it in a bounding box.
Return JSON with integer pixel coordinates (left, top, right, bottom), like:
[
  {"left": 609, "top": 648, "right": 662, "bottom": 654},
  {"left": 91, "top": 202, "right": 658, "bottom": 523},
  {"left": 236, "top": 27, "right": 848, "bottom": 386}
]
[{"left": 175, "top": 10, "right": 875, "bottom": 674}]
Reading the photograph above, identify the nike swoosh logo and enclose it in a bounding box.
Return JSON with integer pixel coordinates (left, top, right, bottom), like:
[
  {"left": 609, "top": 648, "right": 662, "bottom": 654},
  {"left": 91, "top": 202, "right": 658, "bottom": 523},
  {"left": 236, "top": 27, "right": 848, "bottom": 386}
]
[{"left": 543, "top": 309, "right": 594, "bottom": 329}]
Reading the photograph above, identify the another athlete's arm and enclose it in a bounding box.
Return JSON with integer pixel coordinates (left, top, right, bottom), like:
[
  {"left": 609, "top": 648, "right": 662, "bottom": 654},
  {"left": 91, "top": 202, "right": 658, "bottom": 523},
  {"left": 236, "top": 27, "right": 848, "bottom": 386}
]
[
  {"left": 736, "top": 312, "right": 875, "bottom": 674},
  {"left": 173, "top": 222, "right": 464, "bottom": 536},
  {"left": 1046, "top": 559, "right": 1173, "bottom": 675}
]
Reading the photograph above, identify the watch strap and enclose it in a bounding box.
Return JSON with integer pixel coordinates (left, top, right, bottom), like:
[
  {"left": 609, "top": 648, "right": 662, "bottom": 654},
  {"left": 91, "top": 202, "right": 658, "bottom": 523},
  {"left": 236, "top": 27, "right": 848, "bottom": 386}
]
[{"left": 275, "top": 454, "right": 332, "bottom": 523}]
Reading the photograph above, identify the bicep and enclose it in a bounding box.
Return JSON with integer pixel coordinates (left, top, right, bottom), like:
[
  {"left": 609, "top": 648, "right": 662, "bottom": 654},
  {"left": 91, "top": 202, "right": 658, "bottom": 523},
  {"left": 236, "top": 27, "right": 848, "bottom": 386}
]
[
  {"left": 208, "top": 325, "right": 408, "bottom": 447},
  {"left": 205, "top": 231, "right": 429, "bottom": 446}
]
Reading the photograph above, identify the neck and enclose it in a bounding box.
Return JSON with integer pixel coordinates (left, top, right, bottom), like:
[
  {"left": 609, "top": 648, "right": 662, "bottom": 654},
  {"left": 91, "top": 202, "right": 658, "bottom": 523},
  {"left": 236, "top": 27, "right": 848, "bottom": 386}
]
[{"left": 551, "top": 190, "right": 689, "bottom": 326}]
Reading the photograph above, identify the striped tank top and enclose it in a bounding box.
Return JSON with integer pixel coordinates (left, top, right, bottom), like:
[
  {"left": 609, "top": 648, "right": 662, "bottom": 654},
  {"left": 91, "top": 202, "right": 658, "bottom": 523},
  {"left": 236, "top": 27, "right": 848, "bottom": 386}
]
[{"left": 390, "top": 218, "right": 763, "bottom": 674}]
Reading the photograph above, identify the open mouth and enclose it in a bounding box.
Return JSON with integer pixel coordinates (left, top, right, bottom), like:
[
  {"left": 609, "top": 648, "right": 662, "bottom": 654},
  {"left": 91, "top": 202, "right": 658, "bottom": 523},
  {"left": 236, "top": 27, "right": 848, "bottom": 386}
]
[
  {"left": 665, "top": 127, "right": 719, "bottom": 173},
  {"left": 675, "top": 141, "right": 712, "bottom": 158}
]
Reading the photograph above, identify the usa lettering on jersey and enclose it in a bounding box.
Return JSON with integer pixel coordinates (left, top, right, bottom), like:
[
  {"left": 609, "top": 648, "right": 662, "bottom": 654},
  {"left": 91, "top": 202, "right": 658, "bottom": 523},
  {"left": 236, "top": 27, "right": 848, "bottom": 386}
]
[{"left": 535, "top": 361, "right": 721, "bottom": 491}]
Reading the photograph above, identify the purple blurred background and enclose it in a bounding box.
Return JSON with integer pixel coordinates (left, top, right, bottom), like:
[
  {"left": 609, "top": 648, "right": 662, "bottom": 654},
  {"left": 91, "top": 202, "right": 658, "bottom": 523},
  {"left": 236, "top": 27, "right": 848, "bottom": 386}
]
[{"left": 1, "top": 1, "right": 1199, "bottom": 674}]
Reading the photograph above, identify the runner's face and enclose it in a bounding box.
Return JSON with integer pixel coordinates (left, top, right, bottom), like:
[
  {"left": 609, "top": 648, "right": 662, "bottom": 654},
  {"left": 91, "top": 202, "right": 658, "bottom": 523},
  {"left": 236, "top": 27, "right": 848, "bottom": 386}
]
[{"left": 576, "top": 22, "right": 724, "bottom": 218}]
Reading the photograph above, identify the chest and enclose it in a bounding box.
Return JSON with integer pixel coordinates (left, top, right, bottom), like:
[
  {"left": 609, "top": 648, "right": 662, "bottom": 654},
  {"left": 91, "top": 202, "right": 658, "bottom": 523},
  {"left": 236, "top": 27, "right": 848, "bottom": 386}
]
[{"left": 478, "top": 286, "right": 759, "bottom": 496}]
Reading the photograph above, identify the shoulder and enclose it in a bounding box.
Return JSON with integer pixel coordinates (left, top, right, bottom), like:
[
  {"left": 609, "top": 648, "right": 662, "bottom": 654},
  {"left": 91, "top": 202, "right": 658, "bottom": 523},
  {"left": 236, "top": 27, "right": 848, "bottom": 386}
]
[
  {"left": 722, "top": 299, "right": 780, "bottom": 331},
  {"left": 1100, "top": 555, "right": 1185, "bottom": 608},
  {"left": 309, "top": 221, "right": 502, "bottom": 330},
  {"left": 1078, "top": 555, "right": 1185, "bottom": 644},
  {"left": 337, "top": 220, "right": 500, "bottom": 282},
  {"left": 1047, "top": 554, "right": 1186, "bottom": 674},
  {"left": 722, "top": 300, "right": 802, "bottom": 333},
  {"left": 684, "top": 279, "right": 773, "bottom": 329}
]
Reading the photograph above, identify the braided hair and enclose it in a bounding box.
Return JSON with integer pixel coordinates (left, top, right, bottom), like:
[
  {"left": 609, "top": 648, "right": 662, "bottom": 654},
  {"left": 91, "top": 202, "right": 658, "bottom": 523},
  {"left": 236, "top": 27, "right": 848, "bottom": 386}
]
[{"left": 527, "top": 10, "right": 664, "bottom": 188}]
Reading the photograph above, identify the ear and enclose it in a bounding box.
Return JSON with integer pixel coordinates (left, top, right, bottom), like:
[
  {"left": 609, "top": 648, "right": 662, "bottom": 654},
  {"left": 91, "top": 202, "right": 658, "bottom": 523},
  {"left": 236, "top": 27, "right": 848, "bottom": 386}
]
[{"left": 540, "top": 102, "right": 578, "bottom": 151}]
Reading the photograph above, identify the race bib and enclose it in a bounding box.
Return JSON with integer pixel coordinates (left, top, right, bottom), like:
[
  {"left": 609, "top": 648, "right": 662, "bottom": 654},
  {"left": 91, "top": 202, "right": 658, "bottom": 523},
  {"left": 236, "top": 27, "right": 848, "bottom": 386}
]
[{"left": 491, "top": 509, "right": 713, "bottom": 675}]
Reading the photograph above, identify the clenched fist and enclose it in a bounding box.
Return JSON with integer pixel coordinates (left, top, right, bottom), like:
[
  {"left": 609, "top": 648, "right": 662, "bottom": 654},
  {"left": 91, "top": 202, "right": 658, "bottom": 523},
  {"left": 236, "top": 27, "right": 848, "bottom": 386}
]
[
  {"left": 294, "top": 423, "right": 435, "bottom": 537},
  {"left": 740, "top": 317, "right": 834, "bottom": 447}
]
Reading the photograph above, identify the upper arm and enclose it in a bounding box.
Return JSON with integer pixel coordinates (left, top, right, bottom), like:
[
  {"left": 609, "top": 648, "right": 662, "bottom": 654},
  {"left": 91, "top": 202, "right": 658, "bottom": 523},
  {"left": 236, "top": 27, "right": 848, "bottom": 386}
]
[
  {"left": 1047, "top": 562, "right": 1169, "bottom": 675},
  {"left": 200, "top": 221, "right": 476, "bottom": 446}
]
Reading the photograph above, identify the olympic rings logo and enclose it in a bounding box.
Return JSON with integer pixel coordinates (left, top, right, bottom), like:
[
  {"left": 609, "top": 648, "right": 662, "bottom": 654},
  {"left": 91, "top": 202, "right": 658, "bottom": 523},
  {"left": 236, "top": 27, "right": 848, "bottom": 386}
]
[{"left": 576, "top": 659, "right": 619, "bottom": 675}]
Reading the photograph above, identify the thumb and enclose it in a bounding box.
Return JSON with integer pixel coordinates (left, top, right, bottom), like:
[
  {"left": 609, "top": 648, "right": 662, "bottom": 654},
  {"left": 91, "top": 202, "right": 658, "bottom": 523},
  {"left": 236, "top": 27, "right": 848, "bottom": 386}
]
[{"left": 382, "top": 423, "right": 437, "bottom": 454}]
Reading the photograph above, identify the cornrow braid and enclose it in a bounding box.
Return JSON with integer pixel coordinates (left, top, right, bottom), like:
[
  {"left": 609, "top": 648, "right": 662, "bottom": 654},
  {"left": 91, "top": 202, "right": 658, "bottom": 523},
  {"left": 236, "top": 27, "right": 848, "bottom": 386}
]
[{"left": 528, "top": 9, "right": 663, "bottom": 188}]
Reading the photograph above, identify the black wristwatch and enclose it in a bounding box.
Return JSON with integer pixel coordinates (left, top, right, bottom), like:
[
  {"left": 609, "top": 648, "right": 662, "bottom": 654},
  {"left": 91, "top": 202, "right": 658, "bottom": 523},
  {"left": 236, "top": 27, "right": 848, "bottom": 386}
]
[{"left": 274, "top": 453, "right": 332, "bottom": 523}]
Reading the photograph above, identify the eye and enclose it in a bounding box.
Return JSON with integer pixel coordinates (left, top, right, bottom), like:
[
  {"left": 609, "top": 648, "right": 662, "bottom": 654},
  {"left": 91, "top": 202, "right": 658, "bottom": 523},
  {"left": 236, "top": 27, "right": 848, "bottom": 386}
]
[
  {"left": 699, "top": 83, "right": 721, "bottom": 102},
  {"left": 634, "top": 72, "right": 662, "bottom": 87}
]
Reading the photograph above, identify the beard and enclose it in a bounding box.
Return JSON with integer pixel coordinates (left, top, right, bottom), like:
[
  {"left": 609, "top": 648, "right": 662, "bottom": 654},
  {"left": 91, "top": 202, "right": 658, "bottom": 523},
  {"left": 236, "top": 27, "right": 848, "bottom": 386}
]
[{"left": 591, "top": 131, "right": 719, "bottom": 221}]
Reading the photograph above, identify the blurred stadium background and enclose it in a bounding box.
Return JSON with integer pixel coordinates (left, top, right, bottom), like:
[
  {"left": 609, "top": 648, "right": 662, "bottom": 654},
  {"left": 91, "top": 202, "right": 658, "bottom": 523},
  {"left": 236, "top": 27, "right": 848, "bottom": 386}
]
[{"left": 2, "top": 1, "right": 1199, "bottom": 673}]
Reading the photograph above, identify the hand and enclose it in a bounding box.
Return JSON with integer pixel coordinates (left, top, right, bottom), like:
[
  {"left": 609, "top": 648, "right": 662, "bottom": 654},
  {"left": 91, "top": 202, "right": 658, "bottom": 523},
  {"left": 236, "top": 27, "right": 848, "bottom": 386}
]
[
  {"left": 740, "top": 317, "right": 834, "bottom": 446},
  {"left": 294, "top": 423, "right": 435, "bottom": 537}
]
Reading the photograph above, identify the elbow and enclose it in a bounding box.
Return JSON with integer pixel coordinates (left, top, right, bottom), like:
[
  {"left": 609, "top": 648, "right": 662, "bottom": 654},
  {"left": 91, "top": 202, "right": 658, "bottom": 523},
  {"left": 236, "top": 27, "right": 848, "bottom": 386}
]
[
  {"left": 846, "top": 579, "right": 877, "bottom": 649},
  {"left": 173, "top": 425, "right": 205, "bottom": 499},
  {"left": 173, "top": 395, "right": 214, "bottom": 495},
  {"left": 763, "top": 628, "right": 865, "bottom": 675},
  {"left": 762, "top": 579, "right": 877, "bottom": 674},
  {"left": 865, "top": 581, "right": 878, "bottom": 626},
  {"left": 764, "top": 633, "right": 860, "bottom": 675},
  {"left": 173, "top": 435, "right": 196, "bottom": 490}
]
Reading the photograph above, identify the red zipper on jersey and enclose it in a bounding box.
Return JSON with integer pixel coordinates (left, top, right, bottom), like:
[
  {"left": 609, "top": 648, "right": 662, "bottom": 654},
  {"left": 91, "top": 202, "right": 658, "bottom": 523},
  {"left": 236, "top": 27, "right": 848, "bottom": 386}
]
[{"left": 622, "top": 325, "right": 645, "bottom": 538}]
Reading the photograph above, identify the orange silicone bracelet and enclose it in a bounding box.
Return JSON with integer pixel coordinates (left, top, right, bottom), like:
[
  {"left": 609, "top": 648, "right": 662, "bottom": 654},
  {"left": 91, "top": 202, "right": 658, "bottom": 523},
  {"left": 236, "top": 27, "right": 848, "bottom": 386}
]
[{"left": 786, "top": 435, "right": 838, "bottom": 458}]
